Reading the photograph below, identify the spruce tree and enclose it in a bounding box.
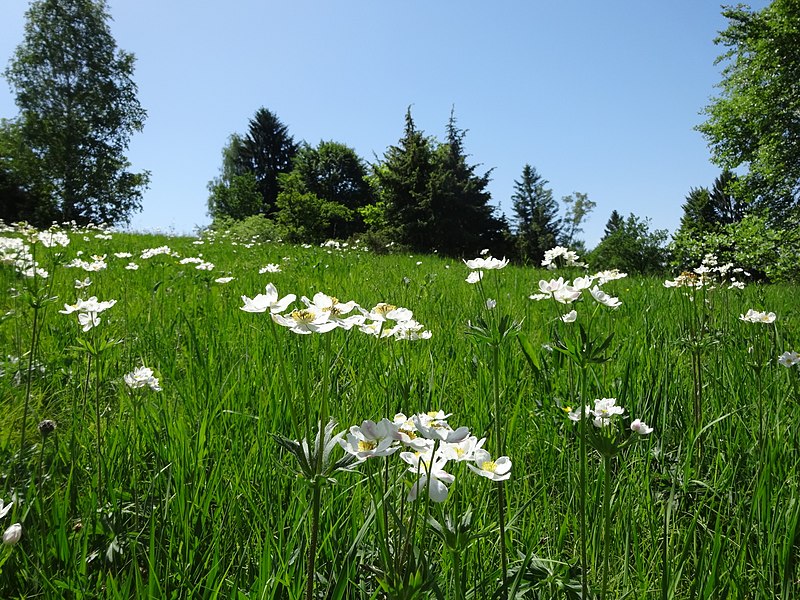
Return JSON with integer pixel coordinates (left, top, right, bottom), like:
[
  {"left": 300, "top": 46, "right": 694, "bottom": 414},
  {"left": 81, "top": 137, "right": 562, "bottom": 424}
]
[{"left": 511, "top": 164, "right": 561, "bottom": 263}]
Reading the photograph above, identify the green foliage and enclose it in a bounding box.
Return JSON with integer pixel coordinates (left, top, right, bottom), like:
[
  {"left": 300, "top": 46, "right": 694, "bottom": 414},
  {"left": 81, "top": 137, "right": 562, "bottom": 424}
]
[
  {"left": 374, "top": 108, "right": 505, "bottom": 256},
  {"left": 588, "top": 212, "right": 669, "bottom": 274},
  {"left": 3, "top": 0, "right": 149, "bottom": 225},
  {"left": 560, "top": 191, "right": 596, "bottom": 248},
  {"left": 205, "top": 213, "right": 287, "bottom": 244},
  {"left": 206, "top": 172, "right": 263, "bottom": 221},
  {"left": 678, "top": 171, "right": 745, "bottom": 238},
  {"left": 511, "top": 164, "right": 561, "bottom": 264},
  {"left": 670, "top": 210, "right": 800, "bottom": 282},
  {"left": 275, "top": 171, "right": 354, "bottom": 243},
  {"left": 698, "top": 1, "right": 800, "bottom": 213},
  {"left": 207, "top": 109, "right": 298, "bottom": 221},
  {"left": 273, "top": 141, "right": 371, "bottom": 242}
]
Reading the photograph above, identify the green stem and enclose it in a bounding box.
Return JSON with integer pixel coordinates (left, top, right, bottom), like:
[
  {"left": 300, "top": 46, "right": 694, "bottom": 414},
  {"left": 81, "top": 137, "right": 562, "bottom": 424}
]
[
  {"left": 305, "top": 480, "right": 322, "bottom": 600},
  {"left": 579, "top": 370, "right": 589, "bottom": 600},
  {"left": 601, "top": 454, "right": 612, "bottom": 600},
  {"left": 18, "top": 302, "right": 40, "bottom": 463}
]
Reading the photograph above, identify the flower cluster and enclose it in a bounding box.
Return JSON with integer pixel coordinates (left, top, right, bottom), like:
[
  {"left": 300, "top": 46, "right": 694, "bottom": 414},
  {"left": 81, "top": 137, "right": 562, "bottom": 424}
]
[
  {"left": 59, "top": 296, "right": 117, "bottom": 331},
  {"left": 664, "top": 254, "right": 749, "bottom": 290},
  {"left": 530, "top": 273, "right": 625, "bottom": 312},
  {"left": 339, "top": 411, "right": 511, "bottom": 503},
  {"left": 739, "top": 309, "right": 776, "bottom": 324},
  {"left": 0, "top": 236, "right": 48, "bottom": 278},
  {"left": 568, "top": 397, "right": 653, "bottom": 434},
  {"left": 541, "top": 246, "right": 586, "bottom": 270},
  {"left": 123, "top": 366, "right": 162, "bottom": 391},
  {"left": 241, "top": 284, "right": 432, "bottom": 340}
]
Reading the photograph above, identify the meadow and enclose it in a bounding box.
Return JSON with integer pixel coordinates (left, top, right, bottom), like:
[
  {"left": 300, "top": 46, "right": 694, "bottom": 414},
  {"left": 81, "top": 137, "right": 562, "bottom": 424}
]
[{"left": 0, "top": 223, "right": 798, "bottom": 599}]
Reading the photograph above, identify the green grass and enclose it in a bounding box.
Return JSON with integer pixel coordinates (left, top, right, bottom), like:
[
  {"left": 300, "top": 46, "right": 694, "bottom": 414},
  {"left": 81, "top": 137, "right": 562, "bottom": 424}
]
[{"left": 1, "top": 226, "right": 799, "bottom": 599}]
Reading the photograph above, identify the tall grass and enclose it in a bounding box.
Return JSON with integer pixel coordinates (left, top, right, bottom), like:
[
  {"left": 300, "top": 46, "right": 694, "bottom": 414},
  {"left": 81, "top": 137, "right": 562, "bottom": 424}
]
[{"left": 0, "top": 226, "right": 798, "bottom": 598}]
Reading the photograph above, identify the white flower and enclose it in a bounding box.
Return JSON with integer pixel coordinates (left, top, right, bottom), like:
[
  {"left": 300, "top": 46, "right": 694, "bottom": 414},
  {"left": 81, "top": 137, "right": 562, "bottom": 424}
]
[
  {"left": 739, "top": 309, "right": 776, "bottom": 324},
  {"left": 463, "top": 256, "right": 508, "bottom": 270},
  {"left": 592, "top": 397, "right": 625, "bottom": 428},
  {"left": 125, "top": 262, "right": 140, "bottom": 270},
  {"left": 467, "top": 449, "right": 512, "bottom": 481},
  {"left": 561, "top": 310, "right": 577, "bottom": 323},
  {"left": 240, "top": 283, "right": 296, "bottom": 314},
  {"left": 485, "top": 298, "right": 497, "bottom": 310},
  {"left": 572, "top": 276, "right": 594, "bottom": 290},
  {"left": 538, "top": 277, "right": 566, "bottom": 295},
  {"left": 466, "top": 271, "right": 483, "bottom": 284},
  {"left": 60, "top": 296, "right": 116, "bottom": 331},
  {"left": 339, "top": 419, "right": 399, "bottom": 460},
  {"left": 215, "top": 277, "right": 234, "bottom": 284},
  {"left": 590, "top": 286, "right": 621, "bottom": 309},
  {"left": 401, "top": 451, "right": 455, "bottom": 503},
  {"left": 2, "top": 523, "right": 21, "bottom": 546},
  {"left": 272, "top": 307, "right": 337, "bottom": 335},
  {"left": 778, "top": 351, "right": 800, "bottom": 368},
  {"left": 411, "top": 414, "right": 470, "bottom": 443},
  {"left": 259, "top": 263, "right": 282, "bottom": 274},
  {"left": 553, "top": 286, "right": 582, "bottom": 304},
  {"left": 113, "top": 252, "right": 132, "bottom": 258},
  {"left": 124, "top": 366, "right": 162, "bottom": 392},
  {"left": 630, "top": 419, "right": 653, "bottom": 435},
  {"left": 593, "top": 269, "right": 627, "bottom": 285},
  {"left": 37, "top": 230, "right": 70, "bottom": 247},
  {"left": 0, "top": 499, "right": 12, "bottom": 520},
  {"left": 74, "top": 277, "right": 92, "bottom": 289},
  {"left": 440, "top": 435, "right": 485, "bottom": 462},
  {"left": 567, "top": 405, "right": 591, "bottom": 422}
]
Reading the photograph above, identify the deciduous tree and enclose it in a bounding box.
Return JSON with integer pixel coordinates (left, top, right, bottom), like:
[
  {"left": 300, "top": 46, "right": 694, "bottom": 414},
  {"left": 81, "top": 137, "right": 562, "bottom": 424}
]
[{"left": 4, "top": 0, "right": 149, "bottom": 224}]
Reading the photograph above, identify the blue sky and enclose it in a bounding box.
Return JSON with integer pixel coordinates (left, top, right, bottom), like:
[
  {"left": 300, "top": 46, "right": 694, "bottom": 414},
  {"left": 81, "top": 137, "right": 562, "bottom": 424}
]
[{"left": 0, "top": 1, "right": 769, "bottom": 247}]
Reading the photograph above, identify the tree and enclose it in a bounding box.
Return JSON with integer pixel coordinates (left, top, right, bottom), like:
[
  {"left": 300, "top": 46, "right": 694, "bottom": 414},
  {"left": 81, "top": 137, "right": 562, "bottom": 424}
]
[
  {"left": 426, "top": 111, "right": 505, "bottom": 256},
  {"left": 698, "top": 1, "right": 800, "bottom": 215},
  {"left": 603, "top": 210, "right": 625, "bottom": 238},
  {"left": 275, "top": 141, "right": 372, "bottom": 241},
  {"left": 374, "top": 109, "right": 437, "bottom": 252},
  {"left": 235, "top": 108, "right": 298, "bottom": 216},
  {"left": 589, "top": 213, "right": 669, "bottom": 274},
  {"left": 511, "top": 164, "right": 561, "bottom": 263},
  {"left": 561, "top": 191, "right": 596, "bottom": 246},
  {"left": 4, "top": 0, "right": 149, "bottom": 225}
]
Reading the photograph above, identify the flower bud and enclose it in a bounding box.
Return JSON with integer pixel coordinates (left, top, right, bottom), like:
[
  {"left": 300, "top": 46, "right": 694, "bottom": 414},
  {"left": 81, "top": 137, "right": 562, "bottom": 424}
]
[
  {"left": 38, "top": 419, "right": 57, "bottom": 437},
  {"left": 3, "top": 523, "right": 22, "bottom": 546}
]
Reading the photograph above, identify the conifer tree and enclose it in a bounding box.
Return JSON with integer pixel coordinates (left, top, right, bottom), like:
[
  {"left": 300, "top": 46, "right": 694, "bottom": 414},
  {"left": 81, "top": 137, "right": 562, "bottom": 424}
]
[{"left": 511, "top": 164, "right": 561, "bottom": 263}]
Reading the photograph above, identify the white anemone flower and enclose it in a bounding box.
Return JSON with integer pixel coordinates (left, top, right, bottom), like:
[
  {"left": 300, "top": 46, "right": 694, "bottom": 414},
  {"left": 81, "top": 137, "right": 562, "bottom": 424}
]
[
  {"left": 411, "top": 414, "right": 470, "bottom": 443},
  {"left": 739, "top": 309, "right": 776, "bottom": 324},
  {"left": 561, "top": 310, "right": 578, "bottom": 323},
  {"left": 590, "top": 286, "right": 621, "bottom": 309},
  {"left": 592, "top": 397, "right": 625, "bottom": 428},
  {"left": 538, "top": 277, "right": 566, "bottom": 295},
  {"left": 467, "top": 449, "right": 512, "bottom": 481},
  {"left": 0, "top": 499, "right": 12, "bottom": 520},
  {"left": 463, "top": 256, "right": 508, "bottom": 270},
  {"left": 240, "top": 283, "right": 296, "bottom": 314},
  {"left": 259, "top": 263, "right": 282, "bottom": 274},
  {"left": 778, "top": 351, "right": 800, "bottom": 367},
  {"left": 466, "top": 271, "right": 483, "bottom": 284},
  {"left": 271, "top": 307, "right": 337, "bottom": 334},
  {"left": 441, "top": 435, "right": 485, "bottom": 462},
  {"left": 338, "top": 419, "right": 399, "bottom": 460},
  {"left": 630, "top": 419, "right": 654, "bottom": 435},
  {"left": 553, "top": 286, "right": 582, "bottom": 304},
  {"left": 124, "top": 366, "right": 162, "bottom": 391},
  {"left": 401, "top": 451, "right": 455, "bottom": 503},
  {"left": 362, "top": 303, "right": 413, "bottom": 323}
]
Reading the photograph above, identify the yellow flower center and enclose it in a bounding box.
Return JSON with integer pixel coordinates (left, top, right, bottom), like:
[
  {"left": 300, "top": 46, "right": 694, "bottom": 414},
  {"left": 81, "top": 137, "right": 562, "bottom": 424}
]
[
  {"left": 291, "top": 309, "right": 315, "bottom": 324},
  {"left": 480, "top": 460, "right": 497, "bottom": 473},
  {"left": 374, "top": 303, "right": 397, "bottom": 316},
  {"left": 357, "top": 440, "right": 377, "bottom": 452}
]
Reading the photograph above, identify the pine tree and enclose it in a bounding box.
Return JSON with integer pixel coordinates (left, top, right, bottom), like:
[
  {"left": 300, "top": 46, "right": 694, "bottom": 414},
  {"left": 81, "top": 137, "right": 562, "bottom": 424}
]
[
  {"left": 602, "top": 210, "right": 625, "bottom": 239},
  {"left": 511, "top": 164, "right": 561, "bottom": 263}
]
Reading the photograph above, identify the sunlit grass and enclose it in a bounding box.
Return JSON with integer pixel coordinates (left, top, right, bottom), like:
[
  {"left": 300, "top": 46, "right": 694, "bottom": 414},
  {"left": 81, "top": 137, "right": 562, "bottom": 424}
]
[{"left": 0, "top": 225, "right": 798, "bottom": 598}]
